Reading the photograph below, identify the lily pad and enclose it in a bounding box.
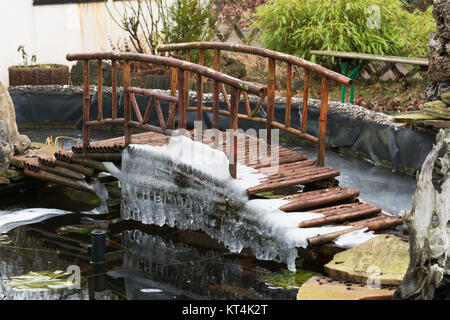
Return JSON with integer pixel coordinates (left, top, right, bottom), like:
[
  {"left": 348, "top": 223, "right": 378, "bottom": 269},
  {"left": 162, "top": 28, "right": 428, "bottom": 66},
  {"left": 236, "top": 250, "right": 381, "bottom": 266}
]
[
  {"left": 261, "top": 269, "right": 323, "bottom": 290},
  {"left": 0, "top": 234, "right": 11, "bottom": 245},
  {"left": 5, "top": 271, "right": 74, "bottom": 291},
  {"left": 56, "top": 224, "right": 102, "bottom": 235}
]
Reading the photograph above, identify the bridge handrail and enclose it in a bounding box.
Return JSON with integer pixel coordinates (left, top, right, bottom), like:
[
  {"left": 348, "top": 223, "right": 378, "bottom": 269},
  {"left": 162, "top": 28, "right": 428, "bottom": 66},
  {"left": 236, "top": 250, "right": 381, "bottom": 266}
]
[
  {"left": 66, "top": 51, "right": 269, "bottom": 178},
  {"left": 66, "top": 51, "right": 266, "bottom": 96},
  {"left": 157, "top": 42, "right": 353, "bottom": 166},
  {"left": 157, "top": 42, "right": 353, "bottom": 86}
]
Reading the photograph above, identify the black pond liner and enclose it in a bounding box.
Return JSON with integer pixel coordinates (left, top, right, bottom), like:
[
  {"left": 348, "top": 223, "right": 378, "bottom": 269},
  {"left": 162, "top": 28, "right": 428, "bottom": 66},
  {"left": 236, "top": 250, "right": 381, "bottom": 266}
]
[{"left": 11, "top": 90, "right": 436, "bottom": 173}]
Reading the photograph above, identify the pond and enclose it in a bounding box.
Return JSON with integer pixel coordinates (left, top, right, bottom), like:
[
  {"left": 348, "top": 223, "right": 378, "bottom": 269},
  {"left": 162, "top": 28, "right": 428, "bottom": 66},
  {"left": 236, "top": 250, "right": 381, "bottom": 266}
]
[{"left": 0, "top": 127, "right": 416, "bottom": 300}]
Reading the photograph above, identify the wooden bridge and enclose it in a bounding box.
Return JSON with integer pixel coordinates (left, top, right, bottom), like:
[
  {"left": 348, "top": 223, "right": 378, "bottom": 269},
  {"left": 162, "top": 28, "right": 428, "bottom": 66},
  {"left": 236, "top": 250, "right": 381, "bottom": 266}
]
[{"left": 17, "top": 42, "right": 402, "bottom": 247}]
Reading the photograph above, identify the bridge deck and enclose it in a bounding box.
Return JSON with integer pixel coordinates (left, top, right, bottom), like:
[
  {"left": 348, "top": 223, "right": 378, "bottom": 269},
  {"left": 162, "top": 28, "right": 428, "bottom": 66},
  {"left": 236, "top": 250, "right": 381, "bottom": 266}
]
[{"left": 18, "top": 131, "right": 402, "bottom": 247}]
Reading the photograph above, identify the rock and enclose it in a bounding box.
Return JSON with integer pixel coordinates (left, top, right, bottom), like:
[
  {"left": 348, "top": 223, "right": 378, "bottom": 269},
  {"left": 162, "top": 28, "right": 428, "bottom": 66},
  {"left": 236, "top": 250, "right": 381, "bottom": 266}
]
[
  {"left": 0, "top": 80, "right": 31, "bottom": 155},
  {"left": 10, "top": 134, "right": 31, "bottom": 155},
  {"left": 428, "top": 32, "right": 450, "bottom": 83},
  {"left": 428, "top": 0, "right": 450, "bottom": 82},
  {"left": 0, "top": 120, "right": 13, "bottom": 181},
  {"left": 423, "top": 100, "right": 447, "bottom": 110},
  {"left": 0, "top": 81, "right": 19, "bottom": 136},
  {"left": 422, "top": 100, "right": 450, "bottom": 119},
  {"left": 324, "top": 234, "right": 410, "bottom": 285},
  {"left": 5, "top": 167, "right": 25, "bottom": 181},
  {"left": 441, "top": 91, "right": 450, "bottom": 105},
  {"left": 394, "top": 129, "right": 450, "bottom": 300},
  {"left": 297, "top": 276, "right": 395, "bottom": 300},
  {"left": 425, "top": 81, "right": 450, "bottom": 102},
  {"left": 220, "top": 53, "right": 247, "bottom": 79}
]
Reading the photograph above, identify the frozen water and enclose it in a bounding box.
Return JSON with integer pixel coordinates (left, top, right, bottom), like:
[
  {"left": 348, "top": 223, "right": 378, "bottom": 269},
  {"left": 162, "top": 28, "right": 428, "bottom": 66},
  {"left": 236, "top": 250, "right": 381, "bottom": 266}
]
[
  {"left": 113, "top": 136, "right": 377, "bottom": 271},
  {"left": 0, "top": 208, "right": 71, "bottom": 233},
  {"left": 333, "top": 227, "right": 377, "bottom": 249},
  {"left": 80, "top": 180, "right": 110, "bottom": 214}
]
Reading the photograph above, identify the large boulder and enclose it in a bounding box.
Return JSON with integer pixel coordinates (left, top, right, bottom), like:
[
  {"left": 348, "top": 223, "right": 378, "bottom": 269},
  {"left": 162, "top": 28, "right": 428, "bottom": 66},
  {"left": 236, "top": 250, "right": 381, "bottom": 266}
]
[
  {"left": 0, "top": 81, "right": 19, "bottom": 137},
  {"left": 425, "top": 0, "right": 450, "bottom": 101},
  {"left": 0, "top": 120, "right": 13, "bottom": 184},
  {"left": 394, "top": 129, "right": 450, "bottom": 300},
  {"left": 0, "top": 80, "right": 31, "bottom": 155}
]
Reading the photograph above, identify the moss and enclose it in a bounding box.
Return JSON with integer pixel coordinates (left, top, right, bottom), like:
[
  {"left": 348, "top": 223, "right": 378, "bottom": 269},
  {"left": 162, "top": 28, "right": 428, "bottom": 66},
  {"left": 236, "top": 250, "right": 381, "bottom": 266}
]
[
  {"left": 261, "top": 268, "right": 322, "bottom": 289},
  {"left": 6, "top": 271, "right": 73, "bottom": 291},
  {"left": 56, "top": 224, "right": 102, "bottom": 235}
]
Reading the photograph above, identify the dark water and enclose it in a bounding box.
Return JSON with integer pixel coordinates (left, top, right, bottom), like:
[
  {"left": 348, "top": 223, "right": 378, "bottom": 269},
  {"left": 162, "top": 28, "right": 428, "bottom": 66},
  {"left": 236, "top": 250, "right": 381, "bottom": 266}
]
[
  {"left": 0, "top": 127, "right": 417, "bottom": 300},
  {"left": 0, "top": 187, "right": 305, "bottom": 300}
]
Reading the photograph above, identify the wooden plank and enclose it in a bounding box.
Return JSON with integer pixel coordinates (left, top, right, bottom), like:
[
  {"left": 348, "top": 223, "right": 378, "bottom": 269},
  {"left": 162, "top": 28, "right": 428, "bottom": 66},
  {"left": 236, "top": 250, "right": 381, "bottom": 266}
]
[
  {"left": 247, "top": 167, "right": 340, "bottom": 195},
  {"left": 279, "top": 187, "right": 359, "bottom": 211},
  {"left": 310, "top": 50, "right": 429, "bottom": 66}
]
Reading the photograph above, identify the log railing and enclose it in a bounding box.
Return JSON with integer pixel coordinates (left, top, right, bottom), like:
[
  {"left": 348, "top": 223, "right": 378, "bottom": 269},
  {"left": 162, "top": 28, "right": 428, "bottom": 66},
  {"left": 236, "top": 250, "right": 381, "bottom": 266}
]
[
  {"left": 157, "top": 42, "right": 353, "bottom": 166},
  {"left": 66, "top": 52, "right": 267, "bottom": 178}
]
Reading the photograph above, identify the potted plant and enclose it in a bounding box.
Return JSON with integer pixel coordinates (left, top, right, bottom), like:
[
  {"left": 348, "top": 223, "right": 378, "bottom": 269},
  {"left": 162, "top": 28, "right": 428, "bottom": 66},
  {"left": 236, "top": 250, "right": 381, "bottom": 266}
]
[{"left": 8, "top": 46, "right": 69, "bottom": 86}]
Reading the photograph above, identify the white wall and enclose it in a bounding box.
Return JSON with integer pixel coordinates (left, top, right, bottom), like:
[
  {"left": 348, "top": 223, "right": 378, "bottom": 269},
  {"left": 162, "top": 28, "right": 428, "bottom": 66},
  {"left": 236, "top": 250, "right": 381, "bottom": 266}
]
[{"left": 0, "top": 0, "right": 167, "bottom": 86}]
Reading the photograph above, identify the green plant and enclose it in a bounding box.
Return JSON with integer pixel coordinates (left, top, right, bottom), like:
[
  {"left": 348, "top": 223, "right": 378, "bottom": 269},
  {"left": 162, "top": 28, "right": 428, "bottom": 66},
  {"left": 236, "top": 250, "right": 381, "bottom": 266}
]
[
  {"left": 251, "top": 0, "right": 435, "bottom": 68},
  {"left": 106, "top": 0, "right": 217, "bottom": 62},
  {"left": 164, "top": 0, "right": 218, "bottom": 63},
  {"left": 399, "top": 6, "right": 435, "bottom": 58},
  {"left": 106, "top": 0, "right": 171, "bottom": 54}
]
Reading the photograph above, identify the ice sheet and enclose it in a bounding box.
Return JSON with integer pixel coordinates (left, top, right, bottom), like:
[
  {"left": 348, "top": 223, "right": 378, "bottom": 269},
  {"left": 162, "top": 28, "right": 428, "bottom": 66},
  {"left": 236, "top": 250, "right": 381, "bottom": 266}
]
[
  {"left": 0, "top": 208, "right": 71, "bottom": 233},
  {"left": 114, "top": 135, "right": 376, "bottom": 271}
]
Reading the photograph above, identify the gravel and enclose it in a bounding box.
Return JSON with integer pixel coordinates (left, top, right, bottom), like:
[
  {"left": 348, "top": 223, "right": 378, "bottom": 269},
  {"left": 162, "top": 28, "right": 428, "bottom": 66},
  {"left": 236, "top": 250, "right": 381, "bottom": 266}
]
[{"left": 8, "top": 85, "right": 401, "bottom": 127}]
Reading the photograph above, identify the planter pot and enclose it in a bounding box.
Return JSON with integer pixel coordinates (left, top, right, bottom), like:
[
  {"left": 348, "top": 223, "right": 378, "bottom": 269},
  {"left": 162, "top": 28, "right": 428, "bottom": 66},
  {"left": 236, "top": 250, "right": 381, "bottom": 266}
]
[{"left": 8, "top": 64, "right": 69, "bottom": 86}]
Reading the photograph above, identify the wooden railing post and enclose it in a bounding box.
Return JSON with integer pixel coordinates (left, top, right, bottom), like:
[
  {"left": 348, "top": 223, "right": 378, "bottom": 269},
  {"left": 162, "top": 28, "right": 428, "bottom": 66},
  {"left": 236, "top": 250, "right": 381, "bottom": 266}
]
[
  {"left": 97, "top": 59, "right": 103, "bottom": 121},
  {"left": 229, "top": 87, "right": 239, "bottom": 179},
  {"left": 111, "top": 60, "right": 117, "bottom": 120},
  {"left": 196, "top": 49, "right": 204, "bottom": 122},
  {"left": 184, "top": 50, "right": 191, "bottom": 108},
  {"left": 285, "top": 63, "right": 292, "bottom": 128},
  {"left": 301, "top": 70, "right": 310, "bottom": 133},
  {"left": 267, "top": 58, "right": 276, "bottom": 146},
  {"left": 123, "top": 60, "right": 132, "bottom": 146},
  {"left": 82, "top": 60, "right": 90, "bottom": 151},
  {"left": 212, "top": 49, "right": 221, "bottom": 130},
  {"left": 212, "top": 80, "right": 219, "bottom": 129},
  {"left": 317, "top": 76, "right": 329, "bottom": 166},
  {"left": 169, "top": 51, "right": 179, "bottom": 129},
  {"left": 177, "top": 68, "right": 186, "bottom": 129}
]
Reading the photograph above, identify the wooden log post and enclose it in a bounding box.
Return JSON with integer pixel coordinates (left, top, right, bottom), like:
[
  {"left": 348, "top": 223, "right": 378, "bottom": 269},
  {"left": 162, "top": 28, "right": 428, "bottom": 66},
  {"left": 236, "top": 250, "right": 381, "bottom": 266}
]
[
  {"left": 212, "top": 49, "right": 221, "bottom": 129},
  {"left": 267, "top": 58, "right": 276, "bottom": 147},
  {"left": 229, "top": 87, "right": 239, "bottom": 178},
  {"left": 97, "top": 59, "right": 103, "bottom": 121},
  {"left": 177, "top": 68, "right": 186, "bottom": 129},
  {"left": 169, "top": 51, "right": 180, "bottom": 129},
  {"left": 196, "top": 50, "right": 204, "bottom": 122},
  {"left": 301, "top": 70, "right": 310, "bottom": 133},
  {"left": 82, "top": 60, "right": 90, "bottom": 150},
  {"left": 285, "top": 63, "right": 292, "bottom": 128},
  {"left": 212, "top": 80, "right": 219, "bottom": 129},
  {"left": 317, "top": 76, "right": 329, "bottom": 166},
  {"left": 111, "top": 60, "right": 117, "bottom": 120},
  {"left": 123, "top": 60, "right": 132, "bottom": 145},
  {"left": 184, "top": 50, "right": 191, "bottom": 108}
]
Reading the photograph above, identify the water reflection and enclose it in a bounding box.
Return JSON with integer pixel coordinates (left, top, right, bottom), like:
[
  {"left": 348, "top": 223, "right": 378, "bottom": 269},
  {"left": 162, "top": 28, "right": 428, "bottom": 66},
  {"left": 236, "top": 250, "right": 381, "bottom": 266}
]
[{"left": 110, "top": 229, "right": 296, "bottom": 300}]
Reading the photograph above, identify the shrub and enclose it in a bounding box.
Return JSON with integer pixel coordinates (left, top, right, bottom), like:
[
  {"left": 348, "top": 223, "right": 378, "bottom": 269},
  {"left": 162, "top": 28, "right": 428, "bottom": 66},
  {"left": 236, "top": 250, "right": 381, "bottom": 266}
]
[
  {"left": 107, "top": 0, "right": 217, "bottom": 62},
  {"left": 163, "top": 0, "right": 218, "bottom": 63},
  {"left": 251, "top": 0, "right": 435, "bottom": 67}
]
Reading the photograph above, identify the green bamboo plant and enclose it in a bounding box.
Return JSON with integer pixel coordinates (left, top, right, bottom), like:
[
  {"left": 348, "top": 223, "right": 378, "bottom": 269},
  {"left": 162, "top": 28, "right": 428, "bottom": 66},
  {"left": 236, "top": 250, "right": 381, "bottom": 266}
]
[{"left": 251, "top": 0, "right": 435, "bottom": 68}]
